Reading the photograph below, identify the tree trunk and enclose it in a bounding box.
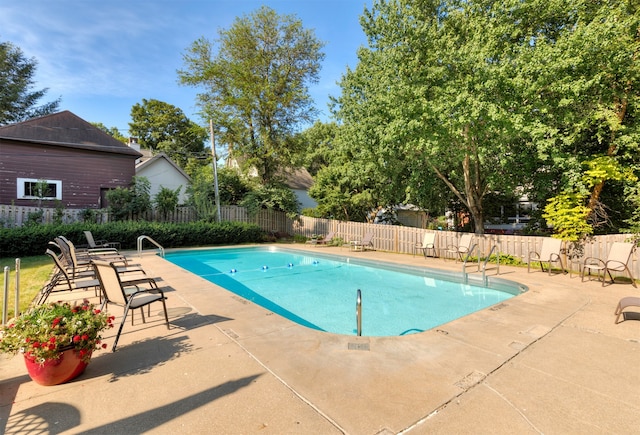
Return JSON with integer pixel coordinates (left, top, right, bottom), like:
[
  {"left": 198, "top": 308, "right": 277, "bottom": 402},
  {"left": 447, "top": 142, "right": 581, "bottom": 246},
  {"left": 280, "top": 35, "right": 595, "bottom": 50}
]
[
  {"left": 587, "top": 27, "right": 638, "bottom": 217},
  {"left": 462, "top": 152, "right": 485, "bottom": 234}
]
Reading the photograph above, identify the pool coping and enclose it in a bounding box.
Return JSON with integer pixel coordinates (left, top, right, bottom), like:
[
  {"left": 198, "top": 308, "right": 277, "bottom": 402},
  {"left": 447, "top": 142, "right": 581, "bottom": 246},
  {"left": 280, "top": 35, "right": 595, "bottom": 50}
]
[{"left": 2, "top": 244, "right": 639, "bottom": 434}]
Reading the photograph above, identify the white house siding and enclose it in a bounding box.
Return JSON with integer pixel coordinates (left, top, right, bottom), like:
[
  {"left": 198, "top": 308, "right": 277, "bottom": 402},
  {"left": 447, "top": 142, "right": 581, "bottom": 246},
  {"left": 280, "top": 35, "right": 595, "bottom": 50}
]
[{"left": 136, "top": 156, "right": 190, "bottom": 204}]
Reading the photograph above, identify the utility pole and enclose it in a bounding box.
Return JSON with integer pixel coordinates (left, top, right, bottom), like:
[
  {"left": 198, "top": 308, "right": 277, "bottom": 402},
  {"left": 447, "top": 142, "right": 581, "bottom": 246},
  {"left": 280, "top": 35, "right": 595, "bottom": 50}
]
[{"left": 209, "top": 119, "right": 222, "bottom": 222}]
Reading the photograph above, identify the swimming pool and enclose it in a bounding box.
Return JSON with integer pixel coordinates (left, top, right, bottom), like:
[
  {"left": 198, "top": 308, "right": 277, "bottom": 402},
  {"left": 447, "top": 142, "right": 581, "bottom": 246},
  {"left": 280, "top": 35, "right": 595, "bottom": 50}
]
[{"left": 164, "top": 246, "right": 527, "bottom": 336}]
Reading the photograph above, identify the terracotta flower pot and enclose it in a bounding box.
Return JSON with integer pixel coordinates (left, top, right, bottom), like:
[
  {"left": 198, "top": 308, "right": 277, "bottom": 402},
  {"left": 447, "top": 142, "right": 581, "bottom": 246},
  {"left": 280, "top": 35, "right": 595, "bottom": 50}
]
[{"left": 24, "top": 348, "right": 91, "bottom": 386}]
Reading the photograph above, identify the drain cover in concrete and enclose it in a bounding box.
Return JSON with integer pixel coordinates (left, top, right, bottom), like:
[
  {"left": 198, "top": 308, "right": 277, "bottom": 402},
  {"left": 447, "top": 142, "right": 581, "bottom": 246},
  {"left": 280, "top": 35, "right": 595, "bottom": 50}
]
[{"left": 348, "top": 342, "right": 370, "bottom": 351}]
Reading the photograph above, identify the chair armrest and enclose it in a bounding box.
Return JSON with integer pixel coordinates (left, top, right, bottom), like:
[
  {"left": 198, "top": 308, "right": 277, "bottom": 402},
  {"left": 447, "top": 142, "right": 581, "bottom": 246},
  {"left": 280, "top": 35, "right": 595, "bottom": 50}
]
[
  {"left": 582, "top": 257, "right": 604, "bottom": 266},
  {"left": 88, "top": 247, "right": 119, "bottom": 254},
  {"left": 121, "top": 276, "right": 159, "bottom": 289},
  {"left": 604, "top": 260, "right": 627, "bottom": 270}
]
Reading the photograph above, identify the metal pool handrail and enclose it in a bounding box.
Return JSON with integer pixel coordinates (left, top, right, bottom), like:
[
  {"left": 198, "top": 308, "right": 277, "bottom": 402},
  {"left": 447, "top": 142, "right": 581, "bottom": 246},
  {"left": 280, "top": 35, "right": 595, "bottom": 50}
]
[
  {"left": 137, "top": 235, "right": 165, "bottom": 258},
  {"left": 482, "top": 244, "right": 500, "bottom": 285},
  {"left": 356, "top": 289, "right": 362, "bottom": 336},
  {"left": 462, "top": 244, "right": 481, "bottom": 283}
]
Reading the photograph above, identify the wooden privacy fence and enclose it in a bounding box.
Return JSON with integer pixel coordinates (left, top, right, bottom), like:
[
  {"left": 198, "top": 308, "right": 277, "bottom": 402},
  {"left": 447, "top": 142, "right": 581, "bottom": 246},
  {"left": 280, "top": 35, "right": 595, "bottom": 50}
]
[
  {"left": 291, "top": 216, "right": 639, "bottom": 278},
  {"left": 1, "top": 204, "right": 638, "bottom": 277}
]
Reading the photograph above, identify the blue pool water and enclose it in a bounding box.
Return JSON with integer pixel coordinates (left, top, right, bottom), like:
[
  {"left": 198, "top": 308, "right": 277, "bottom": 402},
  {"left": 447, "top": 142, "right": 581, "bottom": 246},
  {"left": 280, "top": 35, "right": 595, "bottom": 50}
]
[{"left": 165, "top": 247, "right": 526, "bottom": 336}]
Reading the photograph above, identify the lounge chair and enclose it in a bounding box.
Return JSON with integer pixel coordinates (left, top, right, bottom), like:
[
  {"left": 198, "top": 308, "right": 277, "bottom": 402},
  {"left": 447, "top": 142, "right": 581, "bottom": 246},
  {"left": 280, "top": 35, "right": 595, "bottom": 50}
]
[
  {"left": 56, "top": 236, "right": 130, "bottom": 273},
  {"left": 42, "top": 247, "right": 155, "bottom": 304},
  {"left": 414, "top": 232, "right": 437, "bottom": 258},
  {"left": 92, "top": 259, "right": 170, "bottom": 352},
  {"left": 350, "top": 232, "right": 374, "bottom": 251},
  {"left": 36, "top": 249, "right": 101, "bottom": 304},
  {"left": 84, "top": 230, "right": 121, "bottom": 250},
  {"left": 444, "top": 233, "right": 473, "bottom": 262},
  {"left": 614, "top": 296, "right": 640, "bottom": 323},
  {"left": 314, "top": 231, "right": 335, "bottom": 246},
  {"left": 582, "top": 242, "right": 637, "bottom": 287},
  {"left": 528, "top": 238, "right": 565, "bottom": 275}
]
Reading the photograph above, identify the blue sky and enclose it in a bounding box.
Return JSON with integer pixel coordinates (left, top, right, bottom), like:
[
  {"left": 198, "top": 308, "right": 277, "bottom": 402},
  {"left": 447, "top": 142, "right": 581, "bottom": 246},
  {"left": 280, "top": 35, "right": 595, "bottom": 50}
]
[{"left": 0, "top": 0, "right": 371, "bottom": 135}]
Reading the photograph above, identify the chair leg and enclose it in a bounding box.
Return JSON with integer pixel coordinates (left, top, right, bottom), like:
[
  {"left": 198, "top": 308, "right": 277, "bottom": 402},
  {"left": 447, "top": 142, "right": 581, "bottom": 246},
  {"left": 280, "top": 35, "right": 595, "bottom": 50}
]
[
  {"left": 614, "top": 300, "right": 623, "bottom": 324},
  {"left": 112, "top": 305, "right": 131, "bottom": 352},
  {"left": 619, "top": 266, "right": 637, "bottom": 288},
  {"left": 160, "top": 297, "right": 170, "bottom": 329}
]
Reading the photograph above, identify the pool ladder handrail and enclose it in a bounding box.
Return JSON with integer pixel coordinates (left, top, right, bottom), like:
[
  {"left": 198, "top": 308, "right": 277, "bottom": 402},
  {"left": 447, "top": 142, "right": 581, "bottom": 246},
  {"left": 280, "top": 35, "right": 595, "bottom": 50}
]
[
  {"left": 137, "top": 235, "right": 165, "bottom": 258},
  {"left": 462, "top": 243, "right": 481, "bottom": 283},
  {"left": 356, "top": 289, "right": 362, "bottom": 336},
  {"left": 481, "top": 244, "right": 500, "bottom": 285}
]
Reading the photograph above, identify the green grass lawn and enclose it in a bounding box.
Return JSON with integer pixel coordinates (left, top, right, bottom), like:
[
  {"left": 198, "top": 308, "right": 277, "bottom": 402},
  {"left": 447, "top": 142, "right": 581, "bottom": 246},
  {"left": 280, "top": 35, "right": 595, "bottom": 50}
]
[{"left": 0, "top": 255, "right": 52, "bottom": 319}]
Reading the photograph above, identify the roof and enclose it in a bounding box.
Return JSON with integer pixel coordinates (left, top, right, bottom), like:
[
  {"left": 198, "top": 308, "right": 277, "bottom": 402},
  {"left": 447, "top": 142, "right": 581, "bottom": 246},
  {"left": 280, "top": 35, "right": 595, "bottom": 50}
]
[
  {"left": 135, "top": 152, "right": 191, "bottom": 181},
  {"left": 281, "top": 167, "right": 314, "bottom": 190},
  {"left": 0, "top": 110, "right": 142, "bottom": 157}
]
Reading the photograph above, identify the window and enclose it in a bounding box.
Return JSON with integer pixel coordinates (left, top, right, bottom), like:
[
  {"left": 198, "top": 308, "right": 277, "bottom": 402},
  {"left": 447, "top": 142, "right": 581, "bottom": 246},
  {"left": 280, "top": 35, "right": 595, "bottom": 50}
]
[{"left": 17, "top": 178, "right": 62, "bottom": 200}]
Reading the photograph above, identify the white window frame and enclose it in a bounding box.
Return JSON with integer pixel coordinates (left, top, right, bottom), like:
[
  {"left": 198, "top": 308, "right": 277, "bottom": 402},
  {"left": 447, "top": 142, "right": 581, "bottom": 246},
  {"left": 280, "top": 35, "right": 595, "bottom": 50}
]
[{"left": 17, "top": 178, "right": 62, "bottom": 200}]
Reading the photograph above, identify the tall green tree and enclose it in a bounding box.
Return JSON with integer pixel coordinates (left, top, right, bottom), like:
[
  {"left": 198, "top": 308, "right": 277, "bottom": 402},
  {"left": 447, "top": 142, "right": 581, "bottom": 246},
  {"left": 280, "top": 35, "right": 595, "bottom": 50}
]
[
  {"left": 515, "top": 0, "right": 640, "bottom": 237},
  {"left": 293, "top": 121, "right": 339, "bottom": 177},
  {"left": 0, "top": 41, "right": 60, "bottom": 125},
  {"left": 178, "top": 6, "right": 325, "bottom": 184},
  {"left": 329, "top": 0, "right": 532, "bottom": 232},
  {"left": 327, "top": 0, "right": 639, "bottom": 235},
  {"left": 91, "top": 122, "right": 127, "bottom": 143},
  {"left": 129, "top": 99, "right": 208, "bottom": 172}
]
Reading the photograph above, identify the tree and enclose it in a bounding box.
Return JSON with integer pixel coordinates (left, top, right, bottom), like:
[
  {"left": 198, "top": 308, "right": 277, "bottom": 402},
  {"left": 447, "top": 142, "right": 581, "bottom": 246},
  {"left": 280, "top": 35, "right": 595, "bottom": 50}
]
[
  {"left": 129, "top": 99, "right": 208, "bottom": 172},
  {"left": 328, "top": 0, "right": 639, "bottom": 235},
  {"left": 622, "top": 181, "right": 640, "bottom": 245},
  {"left": 178, "top": 6, "right": 325, "bottom": 184},
  {"left": 330, "top": 0, "right": 532, "bottom": 232},
  {"left": 106, "top": 176, "right": 151, "bottom": 221},
  {"left": 293, "top": 121, "right": 339, "bottom": 177},
  {"left": 155, "top": 185, "right": 182, "bottom": 218},
  {"left": 515, "top": 0, "right": 640, "bottom": 238},
  {"left": 186, "top": 165, "right": 253, "bottom": 221},
  {"left": 240, "top": 183, "right": 300, "bottom": 220},
  {"left": 0, "top": 41, "right": 60, "bottom": 125},
  {"left": 91, "top": 122, "right": 127, "bottom": 143}
]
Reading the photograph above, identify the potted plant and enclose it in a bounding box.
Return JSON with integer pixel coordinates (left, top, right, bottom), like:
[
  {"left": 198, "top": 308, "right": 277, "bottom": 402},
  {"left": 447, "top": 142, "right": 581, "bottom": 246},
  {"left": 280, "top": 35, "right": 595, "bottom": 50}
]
[{"left": 0, "top": 299, "right": 114, "bottom": 385}]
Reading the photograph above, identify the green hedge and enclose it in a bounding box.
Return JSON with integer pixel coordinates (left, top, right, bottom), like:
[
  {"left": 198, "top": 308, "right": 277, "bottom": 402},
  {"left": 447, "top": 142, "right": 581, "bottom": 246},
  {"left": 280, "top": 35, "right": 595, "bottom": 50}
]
[{"left": 0, "top": 221, "right": 265, "bottom": 258}]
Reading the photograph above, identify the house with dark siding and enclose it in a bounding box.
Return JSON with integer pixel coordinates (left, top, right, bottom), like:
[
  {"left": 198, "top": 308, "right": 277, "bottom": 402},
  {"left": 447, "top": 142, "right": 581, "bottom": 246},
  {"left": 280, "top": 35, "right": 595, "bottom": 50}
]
[{"left": 0, "top": 111, "right": 142, "bottom": 209}]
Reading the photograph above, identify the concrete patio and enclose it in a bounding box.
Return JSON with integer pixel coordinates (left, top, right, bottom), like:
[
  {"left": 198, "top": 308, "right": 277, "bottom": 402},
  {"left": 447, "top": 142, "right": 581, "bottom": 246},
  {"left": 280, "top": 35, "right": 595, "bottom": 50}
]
[{"left": 1, "top": 244, "right": 639, "bottom": 434}]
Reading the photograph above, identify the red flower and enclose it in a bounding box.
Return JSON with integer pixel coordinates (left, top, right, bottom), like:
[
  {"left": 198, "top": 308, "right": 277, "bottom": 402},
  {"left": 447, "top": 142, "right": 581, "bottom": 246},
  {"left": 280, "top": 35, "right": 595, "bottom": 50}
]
[
  {"left": 32, "top": 342, "right": 41, "bottom": 348},
  {"left": 49, "top": 337, "right": 56, "bottom": 343},
  {"left": 52, "top": 317, "right": 61, "bottom": 327},
  {"left": 73, "top": 335, "right": 81, "bottom": 343},
  {"left": 48, "top": 344, "right": 55, "bottom": 350},
  {"left": 101, "top": 343, "right": 107, "bottom": 349},
  {"left": 81, "top": 334, "right": 89, "bottom": 341},
  {"left": 79, "top": 349, "right": 87, "bottom": 357},
  {"left": 93, "top": 309, "right": 101, "bottom": 315}
]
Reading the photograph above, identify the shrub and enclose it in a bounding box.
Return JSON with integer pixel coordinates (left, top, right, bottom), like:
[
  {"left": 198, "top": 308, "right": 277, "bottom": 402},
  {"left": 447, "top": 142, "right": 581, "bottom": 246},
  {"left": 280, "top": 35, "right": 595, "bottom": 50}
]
[
  {"left": 0, "top": 221, "right": 264, "bottom": 258},
  {"left": 155, "top": 186, "right": 181, "bottom": 217}
]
